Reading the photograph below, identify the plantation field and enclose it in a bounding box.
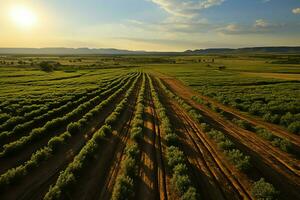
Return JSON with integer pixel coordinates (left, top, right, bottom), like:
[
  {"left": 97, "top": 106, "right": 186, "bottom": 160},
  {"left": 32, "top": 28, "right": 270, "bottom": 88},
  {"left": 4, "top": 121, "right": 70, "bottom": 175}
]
[{"left": 0, "top": 54, "right": 299, "bottom": 200}]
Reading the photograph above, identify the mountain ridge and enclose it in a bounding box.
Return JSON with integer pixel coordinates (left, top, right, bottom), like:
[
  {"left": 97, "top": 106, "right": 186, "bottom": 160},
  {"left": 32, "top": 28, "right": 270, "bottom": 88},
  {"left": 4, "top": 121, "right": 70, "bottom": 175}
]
[{"left": 0, "top": 47, "right": 300, "bottom": 55}]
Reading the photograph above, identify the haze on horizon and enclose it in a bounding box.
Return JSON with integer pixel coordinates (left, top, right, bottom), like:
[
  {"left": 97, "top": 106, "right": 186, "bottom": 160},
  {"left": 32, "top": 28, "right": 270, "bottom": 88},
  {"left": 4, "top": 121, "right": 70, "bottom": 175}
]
[{"left": 0, "top": 0, "right": 300, "bottom": 51}]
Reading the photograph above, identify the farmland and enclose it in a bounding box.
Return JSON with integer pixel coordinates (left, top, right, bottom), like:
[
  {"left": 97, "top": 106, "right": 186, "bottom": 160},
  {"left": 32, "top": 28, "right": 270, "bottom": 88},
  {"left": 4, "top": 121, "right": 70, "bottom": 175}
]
[{"left": 0, "top": 54, "right": 299, "bottom": 200}]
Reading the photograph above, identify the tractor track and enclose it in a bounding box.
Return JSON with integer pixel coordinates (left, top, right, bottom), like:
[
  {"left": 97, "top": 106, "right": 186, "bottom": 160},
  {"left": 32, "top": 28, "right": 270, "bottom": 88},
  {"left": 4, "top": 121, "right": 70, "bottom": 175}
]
[
  {"left": 157, "top": 74, "right": 300, "bottom": 199},
  {"left": 155, "top": 78, "right": 253, "bottom": 200}
]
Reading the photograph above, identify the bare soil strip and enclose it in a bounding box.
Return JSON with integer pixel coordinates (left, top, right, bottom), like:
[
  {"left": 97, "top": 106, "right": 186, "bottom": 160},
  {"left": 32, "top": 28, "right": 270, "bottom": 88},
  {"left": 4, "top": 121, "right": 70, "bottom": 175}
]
[
  {"left": 156, "top": 74, "right": 300, "bottom": 199},
  {"left": 155, "top": 78, "right": 253, "bottom": 200},
  {"left": 136, "top": 80, "right": 159, "bottom": 200},
  {"left": 150, "top": 79, "right": 169, "bottom": 200}
]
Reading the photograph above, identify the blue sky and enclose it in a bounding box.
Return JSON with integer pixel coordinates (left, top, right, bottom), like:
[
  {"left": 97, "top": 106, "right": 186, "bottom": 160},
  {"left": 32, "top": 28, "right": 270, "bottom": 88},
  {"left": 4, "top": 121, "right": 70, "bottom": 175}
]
[{"left": 0, "top": 0, "right": 300, "bottom": 51}]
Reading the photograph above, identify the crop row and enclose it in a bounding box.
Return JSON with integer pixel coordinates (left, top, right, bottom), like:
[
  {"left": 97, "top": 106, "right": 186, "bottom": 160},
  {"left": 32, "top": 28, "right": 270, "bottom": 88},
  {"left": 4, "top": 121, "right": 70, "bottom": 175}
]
[
  {"left": 194, "top": 91, "right": 300, "bottom": 135},
  {"left": 0, "top": 73, "right": 125, "bottom": 131},
  {"left": 0, "top": 73, "right": 140, "bottom": 191},
  {"left": 0, "top": 73, "right": 128, "bottom": 140},
  {"left": 149, "top": 75, "right": 198, "bottom": 200},
  {"left": 0, "top": 74, "right": 136, "bottom": 157},
  {"left": 112, "top": 73, "right": 146, "bottom": 199},
  {"left": 156, "top": 77, "right": 279, "bottom": 199},
  {"left": 232, "top": 118, "right": 293, "bottom": 153},
  {"left": 192, "top": 96, "right": 295, "bottom": 155},
  {"left": 0, "top": 73, "right": 124, "bottom": 117},
  {"left": 43, "top": 73, "right": 141, "bottom": 200}
]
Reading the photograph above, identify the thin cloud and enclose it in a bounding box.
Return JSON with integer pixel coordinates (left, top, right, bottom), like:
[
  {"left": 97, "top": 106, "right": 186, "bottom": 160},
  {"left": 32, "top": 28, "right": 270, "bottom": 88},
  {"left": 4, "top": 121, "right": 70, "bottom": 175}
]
[
  {"left": 292, "top": 8, "right": 300, "bottom": 14},
  {"left": 218, "top": 19, "right": 283, "bottom": 35},
  {"left": 150, "top": 0, "right": 224, "bottom": 17},
  {"left": 254, "top": 19, "right": 270, "bottom": 28}
]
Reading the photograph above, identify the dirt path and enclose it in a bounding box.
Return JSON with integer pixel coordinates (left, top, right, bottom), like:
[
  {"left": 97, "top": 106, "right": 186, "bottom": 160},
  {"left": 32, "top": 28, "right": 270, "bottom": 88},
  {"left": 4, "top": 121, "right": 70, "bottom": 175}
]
[
  {"left": 155, "top": 73, "right": 300, "bottom": 199},
  {"left": 0, "top": 77, "right": 138, "bottom": 200},
  {"left": 155, "top": 77, "right": 253, "bottom": 200},
  {"left": 157, "top": 73, "right": 300, "bottom": 148}
]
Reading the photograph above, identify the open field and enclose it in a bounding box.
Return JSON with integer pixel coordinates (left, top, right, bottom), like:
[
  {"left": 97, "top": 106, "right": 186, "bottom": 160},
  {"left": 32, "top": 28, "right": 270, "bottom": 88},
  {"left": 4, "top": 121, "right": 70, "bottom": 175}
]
[{"left": 0, "top": 54, "right": 299, "bottom": 200}]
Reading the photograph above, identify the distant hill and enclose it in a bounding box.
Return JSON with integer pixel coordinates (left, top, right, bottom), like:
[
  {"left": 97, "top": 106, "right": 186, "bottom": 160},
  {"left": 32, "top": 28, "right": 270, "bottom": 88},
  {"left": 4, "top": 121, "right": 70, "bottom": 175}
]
[
  {"left": 0, "top": 47, "right": 300, "bottom": 55},
  {"left": 0, "top": 48, "right": 148, "bottom": 55},
  {"left": 185, "top": 47, "right": 300, "bottom": 54}
]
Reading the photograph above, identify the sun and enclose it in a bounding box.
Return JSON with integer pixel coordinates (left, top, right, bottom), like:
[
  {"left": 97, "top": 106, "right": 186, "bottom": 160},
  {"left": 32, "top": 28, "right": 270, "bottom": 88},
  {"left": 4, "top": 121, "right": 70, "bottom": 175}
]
[{"left": 10, "top": 5, "right": 37, "bottom": 28}]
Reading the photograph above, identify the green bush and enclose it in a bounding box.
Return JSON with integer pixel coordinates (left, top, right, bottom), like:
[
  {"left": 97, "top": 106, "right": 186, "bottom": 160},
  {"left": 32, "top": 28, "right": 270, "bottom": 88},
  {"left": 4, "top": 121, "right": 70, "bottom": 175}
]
[
  {"left": 173, "top": 164, "right": 189, "bottom": 176},
  {"left": 48, "top": 135, "right": 66, "bottom": 151},
  {"left": 271, "top": 138, "right": 292, "bottom": 153},
  {"left": 171, "top": 174, "right": 191, "bottom": 196},
  {"left": 226, "top": 149, "right": 251, "bottom": 172},
  {"left": 255, "top": 127, "right": 274, "bottom": 141},
  {"left": 251, "top": 178, "right": 279, "bottom": 200},
  {"left": 181, "top": 187, "right": 198, "bottom": 200},
  {"left": 165, "top": 133, "right": 179, "bottom": 146},
  {"left": 232, "top": 118, "right": 253, "bottom": 131},
  {"left": 200, "top": 123, "right": 211, "bottom": 132},
  {"left": 288, "top": 121, "right": 300, "bottom": 135},
  {"left": 130, "top": 127, "right": 143, "bottom": 141},
  {"left": 125, "top": 144, "right": 139, "bottom": 160},
  {"left": 112, "top": 175, "right": 134, "bottom": 200},
  {"left": 167, "top": 146, "right": 186, "bottom": 170},
  {"left": 123, "top": 157, "right": 138, "bottom": 178},
  {"left": 280, "top": 112, "right": 294, "bottom": 127},
  {"left": 67, "top": 122, "right": 81, "bottom": 135},
  {"left": 218, "top": 139, "right": 235, "bottom": 150}
]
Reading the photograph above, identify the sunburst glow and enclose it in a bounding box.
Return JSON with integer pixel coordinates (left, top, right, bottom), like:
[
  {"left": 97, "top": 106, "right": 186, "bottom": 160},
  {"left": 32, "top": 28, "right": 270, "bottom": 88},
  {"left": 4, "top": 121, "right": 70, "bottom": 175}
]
[{"left": 10, "top": 5, "right": 37, "bottom": 28}]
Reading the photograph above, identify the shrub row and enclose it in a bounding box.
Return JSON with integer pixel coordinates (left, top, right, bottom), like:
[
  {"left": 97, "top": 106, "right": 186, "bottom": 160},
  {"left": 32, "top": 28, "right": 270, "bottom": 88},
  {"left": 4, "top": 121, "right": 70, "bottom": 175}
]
[
  {"left": 0, "top": 74, "right": 140, "bottom": 191},
  {"left": 207, "top": 128, "right": 251, "bottom": 172},
  {"left": 192, "top": 95, "right": 294, "bottom": 155},
  {"left": 149, "top": 75, "right": 198, "bottom": 200},
  {"left": 156, "top": 78, "right": 253, "bottom": 173},
  {"left": 0, "top": 113, "right": 10, "bottom": 125},
  {"left": 112, "top": 73, "right": 146, "bottom": 200},
  {"left": 255, "top": 127, "right": 292, "bottom": 153},
  {"left": 43, "top": 73, "right": 141, "bottom": 200},
  {"left": 170, "top": 86, "right": 280, "bottom": 199},
  {"left": 193, "top": 91, "right": 300, "bottom": 135},
  {"left": 231, "top": 118, "right": 293, "bottom": 153},
  {"left": 156, "top": 78, "right": 203, "bottom": 124},
  {"left": 0, "top": 74, "right": 131, "bottom": 142},
  {"left": 0, "top": 74, "right": 137, "bottom": 157}
]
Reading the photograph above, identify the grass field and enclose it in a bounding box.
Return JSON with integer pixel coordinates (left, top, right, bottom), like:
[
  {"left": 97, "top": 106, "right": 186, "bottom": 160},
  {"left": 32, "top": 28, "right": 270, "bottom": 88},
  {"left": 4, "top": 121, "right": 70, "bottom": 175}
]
[{"left": 0, "top": 54, "right": 299, "bottom": 200}]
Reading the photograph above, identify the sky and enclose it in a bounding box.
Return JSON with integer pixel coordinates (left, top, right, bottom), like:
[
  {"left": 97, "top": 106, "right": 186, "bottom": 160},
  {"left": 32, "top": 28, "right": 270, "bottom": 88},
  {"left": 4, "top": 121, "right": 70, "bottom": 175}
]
[{"left": 0, "top": 0, "right": 300, "bottom": 51}]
